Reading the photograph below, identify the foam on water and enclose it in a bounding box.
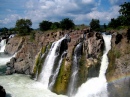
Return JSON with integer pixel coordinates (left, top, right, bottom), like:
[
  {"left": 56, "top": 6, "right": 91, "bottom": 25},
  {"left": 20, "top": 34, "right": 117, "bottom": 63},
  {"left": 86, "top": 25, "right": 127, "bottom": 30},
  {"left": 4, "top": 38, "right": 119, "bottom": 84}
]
[
  {"left": 75, "top": 34, "right": 111, "bottom": 97},
  {"left": 0, "top": 74, "right": 67, "bottom": 97}
]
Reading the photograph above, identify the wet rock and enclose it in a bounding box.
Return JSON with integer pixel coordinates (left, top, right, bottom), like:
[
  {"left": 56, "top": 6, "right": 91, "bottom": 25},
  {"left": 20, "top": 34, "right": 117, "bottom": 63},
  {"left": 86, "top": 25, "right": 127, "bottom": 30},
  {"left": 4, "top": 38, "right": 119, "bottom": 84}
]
[{"left": 0, "top": 85, "right": 6, "bottom": 97}]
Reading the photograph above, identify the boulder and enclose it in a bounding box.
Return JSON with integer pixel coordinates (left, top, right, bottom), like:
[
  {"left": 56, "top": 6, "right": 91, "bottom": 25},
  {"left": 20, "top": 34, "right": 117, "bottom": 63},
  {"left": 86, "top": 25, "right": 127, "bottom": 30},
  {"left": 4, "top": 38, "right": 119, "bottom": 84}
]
[
  {"left": 4, "top": 37, "right": 24, "bottom": 55},
  {"left": 0, "top": 85, "right": 6, "bottom": 97}
]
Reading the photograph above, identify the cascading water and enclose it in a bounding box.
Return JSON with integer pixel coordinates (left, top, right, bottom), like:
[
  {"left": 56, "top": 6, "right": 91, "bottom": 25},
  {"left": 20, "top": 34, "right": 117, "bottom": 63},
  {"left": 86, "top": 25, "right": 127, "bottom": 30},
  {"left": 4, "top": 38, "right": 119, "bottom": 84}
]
[
  {"left": 0, "top": 39, "right": 16, "bottom": 74},
  {"left": 0, "top": 39, "right": 12, "bottom": 67},
  {"left": 49, "top": 51, "right": 66, "bottom": 89},
  {"left": 0, "top": 38, "right": 67, "bottom": 97},
  {"left": 38, "top": 37, "right": 65, "bottom": 88},
  {"left": 68, "top": 43, "right": 83, "bottom": 97},
  {"left": 0, "top": 39, "right": 6, "bottom": 52},
  {"left": 75, "top": 34, "right": 111, "bottom": 97}
]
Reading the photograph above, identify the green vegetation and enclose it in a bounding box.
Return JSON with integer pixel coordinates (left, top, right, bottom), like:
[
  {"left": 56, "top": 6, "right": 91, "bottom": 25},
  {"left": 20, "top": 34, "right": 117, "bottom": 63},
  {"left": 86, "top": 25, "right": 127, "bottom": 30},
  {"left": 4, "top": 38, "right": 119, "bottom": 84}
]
[
  {"left": 89, "top": 19, "right": 100, "bottom": 31},
  {"left": 78, "top": 54, "right": 87, "bottom": 86},
  {"left": 39, "top": 20, "right": 52, "bottom": 31},
  {"left": 30, "top": 31, "right": 35, "bottom": 41},
  {"left": 1, "top": 2, "right": 130, "bottom": 35},
  {"left": 15, "top": 19, "right": 32, "bottom": 36},
  {"left": 33, "top": 46, "right": 47, "bottom": 77},
  {"left": 60, "top": 18, "right": 75, "bottom": 30},
  {"left": 114, "top": 49, "right": 121, "bottom": 58},
  {"left": 108, "top": 2, "right": 130, "bottom": 29},
  {"left": 53, "top": 58, "right": 71, "bottom": 94},
  {"left": 119, "top": 2, "right": 130, "bottom": 26},
  {"left": 39, "top": 18, "right": 74, "bottom": 31},
  {"left": 106, "top": 49, "right": 116, "bottom": 81}
]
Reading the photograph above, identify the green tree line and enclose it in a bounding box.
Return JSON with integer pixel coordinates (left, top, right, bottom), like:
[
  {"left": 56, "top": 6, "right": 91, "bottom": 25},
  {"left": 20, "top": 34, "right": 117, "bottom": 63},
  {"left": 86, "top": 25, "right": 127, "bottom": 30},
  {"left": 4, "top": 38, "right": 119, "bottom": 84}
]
[{"left": 0, "top": 2, "right": 130, "bottom": 35}]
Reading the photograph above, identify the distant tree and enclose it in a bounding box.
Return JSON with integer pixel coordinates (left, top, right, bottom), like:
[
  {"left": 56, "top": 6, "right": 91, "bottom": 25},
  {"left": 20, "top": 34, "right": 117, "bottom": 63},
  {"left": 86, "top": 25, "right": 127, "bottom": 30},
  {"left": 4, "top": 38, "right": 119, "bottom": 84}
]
[
  {"left": 103, "top": 23, "right": 107, "bottom": 31},
  {"left": 39, "top": 20, "right": 52, "bottom": 31},
  {"left": 1, "top": 27, "right": 8, "bottom": 33},
  {"left": 108, "top": 17, "right": 122, "bottom": 28},
  {"left": 0, "top": 27, "right": 8, "bottom": 35},
  {"left": 15, "top": 19, "right": 32, "bottom": 35},
  {"left": 89, "top": 19, "right": 100, "bottom": 31},
  {"left": 51, "top": 22, "right": 60, "bottom": 30},
  {"left": 60, "top": 18, "right": 75, "bottom": 30},
  {"left": 119, "top": 2, "right": 130, "bottom": 26}
]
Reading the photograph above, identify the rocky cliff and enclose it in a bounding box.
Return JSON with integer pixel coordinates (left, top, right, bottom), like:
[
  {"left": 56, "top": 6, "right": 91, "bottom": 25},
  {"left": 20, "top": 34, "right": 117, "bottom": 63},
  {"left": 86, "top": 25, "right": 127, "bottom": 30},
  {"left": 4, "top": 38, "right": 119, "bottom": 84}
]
[
  {"left": 106, "top": 29, "right": 130, "bottom": 97},
  {"left": 5, "top": 29, "right": 104, "bottom": 94}
]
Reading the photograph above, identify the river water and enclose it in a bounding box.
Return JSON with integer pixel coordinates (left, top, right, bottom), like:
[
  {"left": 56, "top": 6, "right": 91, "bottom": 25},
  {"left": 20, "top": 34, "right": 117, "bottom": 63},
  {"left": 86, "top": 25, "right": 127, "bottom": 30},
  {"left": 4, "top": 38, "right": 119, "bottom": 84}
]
[
  {"left": 0, "top": 34, "right": 111, "bottom": 97},
  {"left": 0, "top": 39, "right": 67, "bottom": 97}
]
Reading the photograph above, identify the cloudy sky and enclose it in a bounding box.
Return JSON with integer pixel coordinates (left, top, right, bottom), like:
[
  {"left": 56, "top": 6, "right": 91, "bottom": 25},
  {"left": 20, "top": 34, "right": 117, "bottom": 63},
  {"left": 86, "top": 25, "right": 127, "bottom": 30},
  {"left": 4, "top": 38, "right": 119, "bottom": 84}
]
[{"left": 0, "top": 0, "right": 130, "bottom": 28}]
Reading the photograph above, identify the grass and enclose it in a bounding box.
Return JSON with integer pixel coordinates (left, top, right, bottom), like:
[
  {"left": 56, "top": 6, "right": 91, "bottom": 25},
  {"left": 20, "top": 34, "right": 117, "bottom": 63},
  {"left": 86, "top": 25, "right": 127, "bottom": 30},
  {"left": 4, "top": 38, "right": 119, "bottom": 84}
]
[
  {"left": 106, "top": 49, "right": 116, "bottom": 81},
  {"left": 114, "top": 49, "right": 121, "bottom": 58},
  {"left": 53, "top": 58, "right": 71, "bottom": 94}
]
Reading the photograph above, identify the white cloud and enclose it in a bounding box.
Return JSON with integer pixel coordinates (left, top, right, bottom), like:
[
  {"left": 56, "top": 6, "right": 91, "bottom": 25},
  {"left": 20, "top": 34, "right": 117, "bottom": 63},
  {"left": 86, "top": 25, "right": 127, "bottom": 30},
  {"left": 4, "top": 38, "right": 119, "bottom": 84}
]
[
  {"left": 0, "top": 14, "right": 21, "bottom": 24},
  {"left": 0, "top": 0, "right": 122, "bottom": 28},
  {"left": 86, "top": 5, "right": 120, "bottom": 24},
  {"left": 109, "top": 0, "right": 130, "bottom": 5},
  {"left": 23, "top": 0, "right": 99, "bottom": 27}
]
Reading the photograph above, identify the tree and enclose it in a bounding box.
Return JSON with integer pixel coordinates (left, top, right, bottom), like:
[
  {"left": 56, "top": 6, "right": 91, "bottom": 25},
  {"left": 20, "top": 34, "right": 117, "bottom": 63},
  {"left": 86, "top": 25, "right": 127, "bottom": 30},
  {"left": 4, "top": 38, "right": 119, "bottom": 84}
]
[
  {"left": 39, "top": 20, "right": 52, "bottom": 31},
  {"left": 89, "top": 19, "right": 100, "bottom": 31},
  {"left": 60, "top": 18, "right": 75, "bottom": 30},
  {"left": 108, "top": 17, "right": 123, "bottom": 28},
  {"left": 119, "top": 2, "right": 130, "bottom": 26},
  {"left": 0, "top": 27, "right": 9, "bottom": 36},
  {"left": 1, "top": 27, "right": 8, "bottom": 33},
  {"left": 51, "top": 22, "right": 60, "bottom": 30},
  {"left": 103, "top": 23, "right": 107, "bottom": 31},
  {"left": 15, "top": 19, "right": 32, "bottom": 35}
]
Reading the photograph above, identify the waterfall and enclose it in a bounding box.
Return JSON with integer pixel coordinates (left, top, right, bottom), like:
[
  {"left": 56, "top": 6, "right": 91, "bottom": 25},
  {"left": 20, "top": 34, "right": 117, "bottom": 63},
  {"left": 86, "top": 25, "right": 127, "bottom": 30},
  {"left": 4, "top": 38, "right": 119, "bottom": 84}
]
[
  {"left": 38, "top": 37, "right": 65, "bottom": 88},
  {"left": 0, "top": 39, "right": 6, "bottom": 52},
  {"left": 75, "top": 34, "right": 111, "bottom": 97},
  {"left": 0, "top": 39, "right": 11, "bottom": 65},
  {"left": 68, "top": 43, "right": 83, "bottom": 97},
  {"left": 0, "top": 39, "right": 16, "bottom": 75},
  {"left": 0, "top": 38, "right": 67, "bottom": 97},
  {"left": 48, "top": 51, "right": 66, "bottom": 89},
  {"left": 99, "top": 34, "right": 112, "bottom": 78}
]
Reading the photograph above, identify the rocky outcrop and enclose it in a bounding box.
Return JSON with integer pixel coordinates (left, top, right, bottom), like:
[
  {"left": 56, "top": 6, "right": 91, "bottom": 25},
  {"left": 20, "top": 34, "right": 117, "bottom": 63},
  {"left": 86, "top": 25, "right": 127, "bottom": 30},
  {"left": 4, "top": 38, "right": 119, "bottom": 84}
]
[
  {"left": 52, "top": 30, "right": 104, "bottom": 94},
  {"left": 84, "top": 32, "right": 104, "bottom": 77},
  {"left": 5, "top": 31, "right": 67, "bottom": 75},
  {"left": 106, "top": 29, "right": 130, "bottom": 97},
  {"left": 0, "top": 85, "right": 6, "bottom": 97},
  {"left": 106, "top": 30, "right": 130, "bottom": 81},
  {"left": 4, "top": 37, "right": 24, "bottom": 55},
  {"left": 5, "top": 30, "right": 104, "bottom": 95}
]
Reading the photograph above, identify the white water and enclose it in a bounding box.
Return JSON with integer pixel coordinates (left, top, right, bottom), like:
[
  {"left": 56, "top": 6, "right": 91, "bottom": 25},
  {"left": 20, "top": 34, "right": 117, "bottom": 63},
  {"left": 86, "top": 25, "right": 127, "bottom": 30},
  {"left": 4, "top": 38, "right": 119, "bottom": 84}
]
[
  {"left": 38, "top": 37, "right": 65, "bottom": 88},
  {"left": 75, "top": 34, "right": 111, "bottom": 97},
  {"left": 0, "top": 39, "right": 12, "bottom": 66},
  {"left": 68, "top": 43, "right": 82, "bottom": 96},
  {"left": 0, "top": 39, "right": 67, "bottom": 97},
  {"left": 0, "top": 39, "right": 6, "bottom": 52},
  {"left": 49, "top": 54, "right": 63, "bottom": 89},
  {"left": 0, "top": 74, "right": 67, "bottom": 97}
]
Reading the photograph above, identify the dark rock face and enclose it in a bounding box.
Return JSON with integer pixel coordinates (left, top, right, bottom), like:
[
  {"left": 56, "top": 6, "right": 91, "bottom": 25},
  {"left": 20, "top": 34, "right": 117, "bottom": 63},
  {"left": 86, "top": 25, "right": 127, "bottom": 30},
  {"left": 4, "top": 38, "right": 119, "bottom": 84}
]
[
  {"left": 0, "top": 85, "right": 6, "bottom": 97},
  {"left": 115, "top": 34, "right": 122, "bottom": 44},
  {"left": 127, "top": 28, "right": 130, "bottom": 42}
]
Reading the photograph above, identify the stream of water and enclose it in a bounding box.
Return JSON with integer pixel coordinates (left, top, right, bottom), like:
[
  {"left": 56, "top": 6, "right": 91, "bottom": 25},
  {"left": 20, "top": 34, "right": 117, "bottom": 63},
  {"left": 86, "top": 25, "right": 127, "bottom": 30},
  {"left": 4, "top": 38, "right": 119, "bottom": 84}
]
[
  {"left": 0, "top": 34, "right": 111, "bottom": 97},
  {"left": 75, "top": 34, "right": 111, "bottom": 97}
]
